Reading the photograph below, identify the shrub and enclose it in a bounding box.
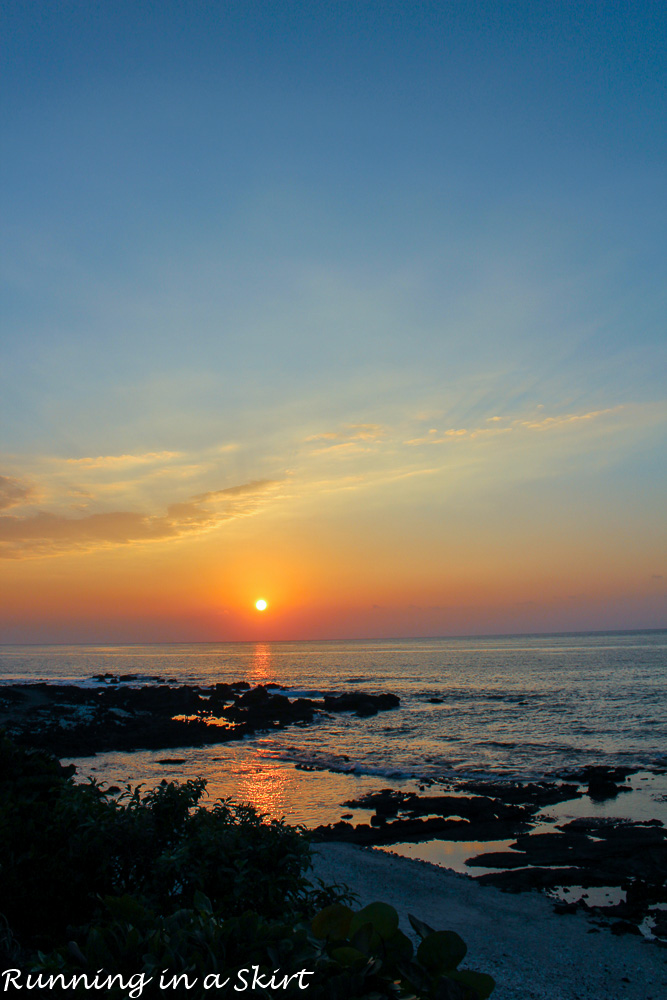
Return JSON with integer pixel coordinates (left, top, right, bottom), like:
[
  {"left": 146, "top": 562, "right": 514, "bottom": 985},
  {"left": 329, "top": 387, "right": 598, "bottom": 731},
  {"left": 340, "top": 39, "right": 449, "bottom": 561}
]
[
  {"left": 0, "top": 735, "right": 312, "bottom": 948},
  {"left": 0, "top": 736, "right": 494, "bottom": 998}
]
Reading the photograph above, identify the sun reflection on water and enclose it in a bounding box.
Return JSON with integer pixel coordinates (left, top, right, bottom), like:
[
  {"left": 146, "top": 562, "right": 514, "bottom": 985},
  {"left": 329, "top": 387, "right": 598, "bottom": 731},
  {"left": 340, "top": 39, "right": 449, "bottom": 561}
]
[
  {"left": 227, "top": 758, "right": 293, "bottom": 821},
  {"left": 249, "top": 643, "right": 273, "bottom": 685}
]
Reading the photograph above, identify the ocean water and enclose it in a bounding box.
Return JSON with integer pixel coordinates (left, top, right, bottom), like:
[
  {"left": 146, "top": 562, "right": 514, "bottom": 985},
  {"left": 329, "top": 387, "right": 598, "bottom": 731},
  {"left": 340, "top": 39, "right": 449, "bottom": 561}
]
[{"left": 1, "top": 631, "right": 666, "bottom": 831}]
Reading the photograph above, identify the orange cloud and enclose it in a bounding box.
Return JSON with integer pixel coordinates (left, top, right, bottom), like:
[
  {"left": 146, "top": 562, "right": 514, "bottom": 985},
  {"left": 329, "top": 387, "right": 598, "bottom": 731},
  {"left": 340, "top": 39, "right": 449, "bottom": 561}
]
[
  {"left": 516, "top": 406, "right": 623, "bottom": 430},
  {"left": 305, "top": 423, "right": 386, "bottom": 456},
  {"left": 306, "top": 423, "right": 385, "bottom": 443},
  {"left": 64, "top": 450, "right": 182, "bottom": 469},
  {"left": 405, "top": 405, "right": 626, "bottom": 445},
  {"left": 0, "top": 478, "right": 281, "bottom": 559},
  {"left": 0, "top": 475, "right": 34, "bottom": 511},
  {"left": 404, "top": 429, "right": 467, "bottom": 445}
]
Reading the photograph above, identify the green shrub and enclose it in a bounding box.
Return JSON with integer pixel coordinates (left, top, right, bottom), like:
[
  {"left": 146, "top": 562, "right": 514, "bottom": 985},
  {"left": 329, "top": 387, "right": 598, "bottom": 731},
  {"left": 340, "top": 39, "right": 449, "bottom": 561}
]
[
  {"left": 31, "top": 896, "right": 493, "bottom": 999},
  {"left": 0, "top": 735, "right": 313, "bottom": 949},
  {"left": 0, "top": 736, "right": 494, "bottom": 999}
]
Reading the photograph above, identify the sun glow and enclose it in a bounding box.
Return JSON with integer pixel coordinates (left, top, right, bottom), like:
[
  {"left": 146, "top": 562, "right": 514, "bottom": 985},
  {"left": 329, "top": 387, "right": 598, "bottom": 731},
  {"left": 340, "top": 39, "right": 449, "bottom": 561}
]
[{"left": 255, "top": 599, "right": 268, "bottom": 611}]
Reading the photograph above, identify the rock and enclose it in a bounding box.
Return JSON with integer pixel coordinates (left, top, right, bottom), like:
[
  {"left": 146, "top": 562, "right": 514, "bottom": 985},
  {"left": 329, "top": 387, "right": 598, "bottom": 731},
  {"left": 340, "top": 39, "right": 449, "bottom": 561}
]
[
  {"left": 0, "top": 680, "right": 401, "bottom": 759},
  {"left": 458, "top": 779, "right": 581, "bottom": 807},
  {"left": 322, "top": 692, "right": 400, "bottom": 716},
  {"left": 553, "top": 901, "right": 580, "bottom": 914},
  {"left": 610, "top": 921, "right": 641, "bottom": 936}
]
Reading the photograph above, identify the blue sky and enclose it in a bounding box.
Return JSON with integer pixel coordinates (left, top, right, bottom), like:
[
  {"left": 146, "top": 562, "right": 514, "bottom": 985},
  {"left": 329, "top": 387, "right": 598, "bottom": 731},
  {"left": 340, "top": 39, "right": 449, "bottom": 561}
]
[{"left": 1, "top": 1, "right": 665, "bottom": 638}]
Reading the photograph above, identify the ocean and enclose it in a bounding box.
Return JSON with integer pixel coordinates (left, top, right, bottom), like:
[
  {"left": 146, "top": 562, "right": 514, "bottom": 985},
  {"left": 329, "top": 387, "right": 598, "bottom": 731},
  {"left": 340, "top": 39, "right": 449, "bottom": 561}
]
[{"left": 2, "top": 630, "right": 666, "bottom": 841}]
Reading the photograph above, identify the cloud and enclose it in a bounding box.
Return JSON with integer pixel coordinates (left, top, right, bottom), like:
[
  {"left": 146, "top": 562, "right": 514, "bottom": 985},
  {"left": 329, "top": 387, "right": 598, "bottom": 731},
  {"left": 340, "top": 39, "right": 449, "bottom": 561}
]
[
  {"left": 305, "top": 423, "right": 386, "bottom": 456},
  {"left": 405, "top": 405, "right": 626, "bottom": 445},
  {"left": 515, "top": 406, "right": 623, "bottom": 430},
  {"left": 64, "top": 451, "right": 182, "bottom": 469},
  {"left": 405, "top": 429, "right": 468, "bottom": 445},
  {"left": 0, "top": 478, "right": 281, "bottom": 559},
  {"left": 0, "top": 475, "right": 34, "bottom": 510},
  {"left": 306, "top": 423, "right": 385, "bottom": 443}
]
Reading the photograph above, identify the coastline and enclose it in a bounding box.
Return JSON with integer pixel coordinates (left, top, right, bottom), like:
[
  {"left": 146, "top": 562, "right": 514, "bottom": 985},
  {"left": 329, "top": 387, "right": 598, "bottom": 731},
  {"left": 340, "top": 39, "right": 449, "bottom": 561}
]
[
  {"left": 2, "top": 675, "right": 666, "bottom": 950},
  {"left": 311, "top": 843, "right": 667, "bottom": 1000}
]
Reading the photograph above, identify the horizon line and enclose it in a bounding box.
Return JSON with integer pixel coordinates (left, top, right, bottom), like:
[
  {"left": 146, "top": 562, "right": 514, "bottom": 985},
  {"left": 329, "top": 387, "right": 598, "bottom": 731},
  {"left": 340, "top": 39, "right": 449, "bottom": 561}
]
[{"left": 1, "top": 626, "right": 665, "bottom": 648}]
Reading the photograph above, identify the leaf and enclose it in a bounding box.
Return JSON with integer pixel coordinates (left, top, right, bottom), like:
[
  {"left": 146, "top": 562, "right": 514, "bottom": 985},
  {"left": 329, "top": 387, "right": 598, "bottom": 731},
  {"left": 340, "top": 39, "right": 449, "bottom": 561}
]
[
  {"left": 417, "top": 930, "right": 467, "bottom": 973},
  {"left": 193, "top": 890, "right": 213, "bottom": 914},
  {"left": 396, "top": 958, "right": 432, "bottom": 993},
  {"left": 349, "top": 902, "right": 399, "bottom": 941},
  {"left": 67, "top": 940, "right": 87, "bottom": 965},
  {"left": 386, "top": 927, "right": 414, "bottom": 963},
  {"left": 311, "top": 903, "right": 354, "bottom": 941},
  {"left": 330, "top": 945, "right": 369, "bottom": 968},
  {"left": 103, "top": 894, "right": 147, "bottom": 923},
  {"left": 432, "top": 976, "right": 469, "bottom": 1000},
  {"left": 408, "top": 913, "right": 436, "bottom": 940},
  {"left": 450, "top": 970, "right": 495, "bottom": 999},
  {"left": 350, "top": 920, "right": 375, "bottom": 955}
]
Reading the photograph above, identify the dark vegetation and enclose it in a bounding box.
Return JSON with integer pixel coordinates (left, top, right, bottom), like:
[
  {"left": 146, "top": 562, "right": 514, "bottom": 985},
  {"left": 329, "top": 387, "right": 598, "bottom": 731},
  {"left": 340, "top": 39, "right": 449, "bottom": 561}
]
[{"left": 0, "top": 735, "right": 494, "bottom": 999}]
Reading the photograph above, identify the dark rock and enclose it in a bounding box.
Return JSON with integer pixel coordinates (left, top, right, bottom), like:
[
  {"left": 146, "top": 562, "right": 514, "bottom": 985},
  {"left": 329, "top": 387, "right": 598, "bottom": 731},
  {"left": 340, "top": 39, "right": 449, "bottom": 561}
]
[
  {"left": 610, "top": 921, "right": 642, "bottom": 936},
  {"left": 312, "top": 812, "right": 532, "bottom": 846},
  {"left": 560, "top": 765, "right": 635, "bottom": 784},
  {"left": 343, "top": 788, "right": 534, "bottom": 824},
  {"left": 559, "top": 817, "right": 663, "bottom": 834},
  {"left": 474, "top": 867, "right": 616, "bottom": 892},
  {"left": 553, "top": 901, "right": 580, "bottom": 914},
  {"left": 323, "top": 692, "right": 400, "bottom": 716},
  {"left": 236, "top": 685, "right": 270, "bottom": 706},
  {"left": 458, "top": 779, "right": 581, "bottom": 808},
  {"left": 0, "top": 680, "right": 401, "bottom": 758}
]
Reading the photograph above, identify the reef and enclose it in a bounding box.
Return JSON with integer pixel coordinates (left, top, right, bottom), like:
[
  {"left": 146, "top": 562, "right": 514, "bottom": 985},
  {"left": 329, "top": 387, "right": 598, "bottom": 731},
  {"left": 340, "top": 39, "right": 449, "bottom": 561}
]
[{"left": 0, "top": 679, "right": 399, "bottom": 757}]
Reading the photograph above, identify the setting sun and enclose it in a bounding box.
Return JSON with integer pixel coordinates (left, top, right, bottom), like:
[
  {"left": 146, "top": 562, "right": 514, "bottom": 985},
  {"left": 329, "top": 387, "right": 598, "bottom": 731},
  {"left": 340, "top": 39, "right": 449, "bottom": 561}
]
[{"left": 255, "top": 599, "right": 268, "bottom": 612}]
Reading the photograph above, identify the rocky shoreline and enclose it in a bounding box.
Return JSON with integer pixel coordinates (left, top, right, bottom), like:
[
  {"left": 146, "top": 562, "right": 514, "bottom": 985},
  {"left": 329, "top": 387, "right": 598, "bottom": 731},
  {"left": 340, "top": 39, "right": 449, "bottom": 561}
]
[
  {"left": 311, "top": 778, "right": 667, "bottom": 941},
  {"left": 0, "top": 677, "right": 399, "bottom": 757},
  {"left": 1, "top": 676, "right": 665, "bottom": 942}
]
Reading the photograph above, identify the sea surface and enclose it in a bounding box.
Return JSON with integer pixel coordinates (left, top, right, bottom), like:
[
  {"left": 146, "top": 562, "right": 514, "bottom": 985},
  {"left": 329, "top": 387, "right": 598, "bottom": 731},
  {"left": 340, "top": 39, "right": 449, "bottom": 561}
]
[{"left": 2, "top": 631, "right": 666, "bottom": 836}]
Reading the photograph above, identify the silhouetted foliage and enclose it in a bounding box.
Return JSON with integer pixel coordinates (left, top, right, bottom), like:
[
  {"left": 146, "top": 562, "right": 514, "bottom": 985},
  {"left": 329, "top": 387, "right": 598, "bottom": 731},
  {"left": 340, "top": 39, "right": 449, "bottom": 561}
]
[{"left": 0, "top": 735, "right": 494, "bottom": 998}]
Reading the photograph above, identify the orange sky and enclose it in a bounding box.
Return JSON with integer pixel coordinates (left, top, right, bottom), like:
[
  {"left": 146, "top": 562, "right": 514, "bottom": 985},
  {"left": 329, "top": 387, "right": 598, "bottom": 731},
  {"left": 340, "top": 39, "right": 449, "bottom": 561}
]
[{"left": 2, "top": 405, "right": 665, "bottom": 641}]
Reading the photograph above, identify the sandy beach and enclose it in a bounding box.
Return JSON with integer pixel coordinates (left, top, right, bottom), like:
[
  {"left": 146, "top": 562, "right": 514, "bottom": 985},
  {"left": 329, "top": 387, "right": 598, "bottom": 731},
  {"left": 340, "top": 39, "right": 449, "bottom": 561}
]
[{"left": 311, "top": 843, "right": 667, "bottom": 1000}]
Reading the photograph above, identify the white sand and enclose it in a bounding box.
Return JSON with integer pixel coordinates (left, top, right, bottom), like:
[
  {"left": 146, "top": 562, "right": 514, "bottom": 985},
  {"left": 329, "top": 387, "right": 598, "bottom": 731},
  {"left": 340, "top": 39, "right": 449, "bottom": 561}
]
[{"left": 310, "top": 843, "right": 667, "bottom": 1000}]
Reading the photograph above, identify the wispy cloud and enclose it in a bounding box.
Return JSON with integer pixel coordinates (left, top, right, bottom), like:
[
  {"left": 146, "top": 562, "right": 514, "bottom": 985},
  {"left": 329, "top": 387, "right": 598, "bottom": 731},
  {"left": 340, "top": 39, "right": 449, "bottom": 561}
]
[
  {"left": 306, "top": 423, "right": 384, "bottom": 441},
  {"left": 515, "top": 406, "right": 623, "bottom": 430},
  {"left": 305, "top": 423, "right": 386, "bottom": 455},
  {"left": 405, "top": 405, "right": 627, "bottom": 445},
  {"left": 1, "top": 400, "right": 662, "bottom": 559},
  {"left": 0, "top": 475, "right": 35, "bottom": 511},
  {"left": 64, "top": 451, "right": 183, "bottom": 469},
  {"left": 0, "top": 478, "right": 282, "bottom": 559},
  {"left": 405, "top": 428, "right": 468, "bottom": 445},
  {"left": 2, "top": 445, "right": 238, "bottom": 513}
]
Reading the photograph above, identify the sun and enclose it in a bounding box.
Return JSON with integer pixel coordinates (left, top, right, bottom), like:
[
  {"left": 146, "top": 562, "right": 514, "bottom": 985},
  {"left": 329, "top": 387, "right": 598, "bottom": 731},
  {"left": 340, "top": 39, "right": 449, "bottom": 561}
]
[{"left": 255, "top": 599, "right": 268, "bottom": 611}]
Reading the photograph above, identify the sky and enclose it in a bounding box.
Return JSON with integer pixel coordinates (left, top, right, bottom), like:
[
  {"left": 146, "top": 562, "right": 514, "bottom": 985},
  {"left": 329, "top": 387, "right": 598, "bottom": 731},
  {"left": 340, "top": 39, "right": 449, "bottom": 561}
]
[{"left": 1, "top": 0, "right": 665, "bottom": 642}]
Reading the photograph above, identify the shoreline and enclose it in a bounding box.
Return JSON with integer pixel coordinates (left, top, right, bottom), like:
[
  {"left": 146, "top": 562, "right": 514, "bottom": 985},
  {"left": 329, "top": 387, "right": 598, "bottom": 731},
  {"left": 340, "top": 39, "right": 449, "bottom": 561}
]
[
  {"left": 2, "top": 677, "right": 666, "bottom": 946},
  {"left": 310, "top": 843, "right": 667, "bottom": 1000}
]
